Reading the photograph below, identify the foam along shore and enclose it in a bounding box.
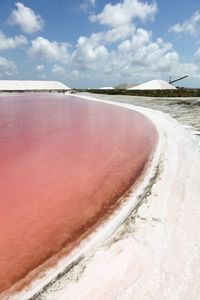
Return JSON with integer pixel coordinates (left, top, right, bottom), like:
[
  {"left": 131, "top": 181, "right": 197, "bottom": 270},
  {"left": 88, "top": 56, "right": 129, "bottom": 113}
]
[
  {"left": 10, "top": 94, "right": 200, "bottom": 300},
  {"left": 43, "top": 94, "right": 200, "bottom": 300}
]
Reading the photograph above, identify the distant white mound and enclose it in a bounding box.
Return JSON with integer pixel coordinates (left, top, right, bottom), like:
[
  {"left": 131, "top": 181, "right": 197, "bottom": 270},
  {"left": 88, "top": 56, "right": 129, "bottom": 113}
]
[
  {"left": 128, "top": 80, "right": 176, "bottom": 90},
  {"left": 100, "top": 86, "right": 115, "bottom": 90},
  {"left": 0, "top": 80, "right": 70, "bottom": 91},
  {"left": 115, "top": 83, "right": 138, "bottom": 89}
]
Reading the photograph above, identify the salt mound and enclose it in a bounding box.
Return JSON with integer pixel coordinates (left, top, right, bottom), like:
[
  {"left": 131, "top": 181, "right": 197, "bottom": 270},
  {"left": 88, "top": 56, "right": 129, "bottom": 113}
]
[
  {"left": 100, "top": 86, "right": 114, "bottom": 90},
  {"left": 128, "top": 80, "right": 176, "bottom": 90},
  {"left": 0, "top": 80, "right": 70, "bottom": 91}
]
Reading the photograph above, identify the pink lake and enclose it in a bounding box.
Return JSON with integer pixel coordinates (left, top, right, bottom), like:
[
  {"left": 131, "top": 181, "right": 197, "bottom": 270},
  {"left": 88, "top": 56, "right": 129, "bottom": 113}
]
[{"left": 0, "top": 94, "right": 157, "bottom": 294}]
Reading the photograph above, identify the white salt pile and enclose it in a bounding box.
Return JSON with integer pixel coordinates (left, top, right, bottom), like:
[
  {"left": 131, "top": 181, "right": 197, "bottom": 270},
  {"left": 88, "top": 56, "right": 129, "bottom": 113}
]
[
  {"left": 100, "top": 87, "right": 115, "bottom": 90},
  {"left": 128, "top": 79, "right": 176, "bottom": 90}
]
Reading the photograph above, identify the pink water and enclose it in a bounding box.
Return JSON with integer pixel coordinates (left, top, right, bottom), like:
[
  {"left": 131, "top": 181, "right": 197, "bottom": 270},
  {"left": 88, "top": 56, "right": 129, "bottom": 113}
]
[{"left": 0, "top": 94, "right": 157, "bottom": 293}]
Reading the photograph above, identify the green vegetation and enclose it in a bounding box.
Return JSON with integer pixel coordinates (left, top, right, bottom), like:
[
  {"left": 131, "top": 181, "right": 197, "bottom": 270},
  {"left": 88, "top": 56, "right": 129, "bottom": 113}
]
[{"left": 79, "top": 88, "right": 200, "bottom": 98}]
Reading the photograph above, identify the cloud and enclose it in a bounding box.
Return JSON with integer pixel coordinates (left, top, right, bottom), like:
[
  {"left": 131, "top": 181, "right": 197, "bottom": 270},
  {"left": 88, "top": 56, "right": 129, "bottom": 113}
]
[
  {"left": 72, "top": 25, "right": 135, "bottom": 71},
  {"left": 105, "top": 30, "right": 176, "bottom": 76},
  {"left": 103, "top": 25, "right": 135, "bottom": 43},
  {"left": 0, "top": 56, "right": 17, "bottom": 76},
  {"left": 72, "top": 25, "right": 198, "bottom": 84},
  {"left": 36, "top": 64, "right": 45, "bottom": 72},
  {"left": 115, "top": 31, "right": 197, "bottom": 77},
  {"left": 0, "top": 31, "right": 28, "bottom": 50},
  {"left": 71, "top": 70, "right": 80, "bottom": 79},
  {"left": 69, "top": 0, "right": 198, "bottom": 85},
  {"left": 169, "top": 11, "right": 200, "bottom": 36},
  {"left": 80, "top": 0, "right": 96, "bottom": 12},
  {"left": 117, "top": 28, "right": 150, "bottom": 52},
  {"left": 28, "top": 37, "right": 70, "bottom": 63},
  {"left": 21, "top": 0, "right": 198, "bottom": 86},
  {"left": 73, "top": 35, "right": 108, "bottom": 69},
  {"left": 74, "top": 25, "right": 133, "bottom": 57},
  {"left": 71, "top": 23, "right": 135, "bottom": 71},
  {"left": 8, "top": 2, "right": 44, "bottom": 34},
  {"left": 90, "top": 0, "right": 157, "bottom": 28},
  {"left": 194, "top": 47, "right": 200, "bottom": 62},
  {"left": 27, "top": 0, "right": 197, "bottom": 86},
  {"left": 52, "top": 64, "right": 66, "bottom": 75},
  {"left": 41, "top": 74, "right": 46, "bottom": 79}
]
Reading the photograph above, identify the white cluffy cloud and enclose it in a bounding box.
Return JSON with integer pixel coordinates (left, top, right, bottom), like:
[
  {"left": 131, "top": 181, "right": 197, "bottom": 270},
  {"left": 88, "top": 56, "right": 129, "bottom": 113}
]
[
  {"left": 64, "top": 0, "right": 197, "bottom": 84},
  {"left": 73, "top": 34, "right": 109, "bottom": 70},
  {"left": 0, "top": 31, "right": 28, "bottom": 50},
  {"left": 72, "top": 0, "right": 158, "bottom": 73},
  {"left": 23, "top": 0, "right": 199, "bottom": 86},
  {"left": 72, "top": 25, "right": 198, "bottom": 83},
  {"left": 193, "top": 47, "right": 200, "bottom": 62},
  {"left": 0, "top": 57, "right": 17, "bottom": 76},
  {"left": 8, "top": 2, "right": 44, "bottom": 34},
  {"left": 52, "top": 64, "right": 66, "bottom": 75},
  {"left": 169, "top": 10, "right": 200, "bottom": 36},
  {"left": 36, "top": 64, "right": 45, "bottom": 72},
  {"left": 28, "top": 37, "right": 70, "bottom": 63},
  {"left": 114, "top": 28, "right": 197, "bottom": 78},
  {"left": 90, "top": 0, "right": 157, "bottom": 28},
  {"left": 81, "top": 0, "right": 96, "bottom": 12}
]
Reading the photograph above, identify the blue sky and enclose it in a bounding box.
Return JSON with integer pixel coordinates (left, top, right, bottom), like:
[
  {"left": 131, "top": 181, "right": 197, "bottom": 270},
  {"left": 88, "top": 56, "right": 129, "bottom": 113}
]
[{"left": 0, "top": 0, "right": 200, "bottom": 88}]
